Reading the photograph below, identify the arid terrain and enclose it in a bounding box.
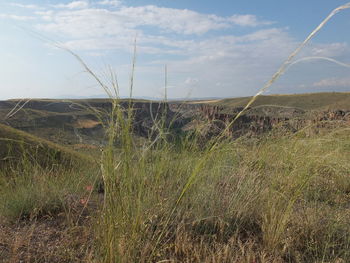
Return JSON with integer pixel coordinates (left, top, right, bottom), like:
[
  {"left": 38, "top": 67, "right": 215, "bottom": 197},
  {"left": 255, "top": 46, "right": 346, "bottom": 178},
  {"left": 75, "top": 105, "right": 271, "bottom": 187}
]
[
  {"left": 0, "top": 92, "right": 349, "bottom": 262},
  {"left": 1, "top": 92, "right": 349, "bottom": 145}
]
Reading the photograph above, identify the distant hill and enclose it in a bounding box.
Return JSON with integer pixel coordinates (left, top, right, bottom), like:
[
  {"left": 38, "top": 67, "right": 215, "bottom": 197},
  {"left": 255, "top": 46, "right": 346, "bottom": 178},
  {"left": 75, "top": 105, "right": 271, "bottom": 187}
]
[
  {"left": 192, "top": 92, "right": 350, "bottom": 111},
  {"left": 0, "top": 99, "right": 180, "bottom": 146},
  {"left": 0, "top": 92, "right": 349, "bottom": 146}
]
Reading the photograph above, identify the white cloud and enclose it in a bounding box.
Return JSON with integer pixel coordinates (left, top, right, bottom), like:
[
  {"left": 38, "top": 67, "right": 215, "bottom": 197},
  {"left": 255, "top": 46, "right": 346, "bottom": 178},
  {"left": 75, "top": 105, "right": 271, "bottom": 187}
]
[
  {"left": 4, "top": 1, "right": 349, "bottom": 98},
  {"left": 98, "top": 0, "right": 122, "bottom": 7},
  {"left": 37, "top": 5, "right": 272, "bottom": 39},
  {"left": 116, "top": 6, "right": 271, "bottom": 35},
  {"left": 229, "top": 14, "right": 272, "bottom": 27},
  {"left": 310, "top": 42, "right": 348, "bottom": 57},
  {"left": 54, "top": 1, "right": 89, "bottom": 9},
  {"left": 312, "top": 77, "right": 350, "bottom": 88},
  {"left": 0, "top": 14, "right": 34, "bottom": 21},
  {"left": 9, "top": 3, "right": 40, "bottom": 9},
  {"left": 62, "top": 37, "right": 134, "bottom": 51},
  {"left": 35, "top": 10, "right": 54, "bottom": 21},
  {"left": 35, "top": 5, "right": 347, "bottom": 96},
  {"left": 116, "top": 6, "right": 229, "bottom": 35},
  {"left": 159, "top": 29, "right": 298, "bottom": 96}
]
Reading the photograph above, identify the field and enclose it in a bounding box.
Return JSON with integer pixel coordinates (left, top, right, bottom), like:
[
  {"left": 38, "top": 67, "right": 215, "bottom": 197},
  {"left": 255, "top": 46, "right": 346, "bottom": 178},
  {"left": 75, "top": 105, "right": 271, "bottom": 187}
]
[{"left": 0, "top": 93, "right": 349, "bottom": 262}]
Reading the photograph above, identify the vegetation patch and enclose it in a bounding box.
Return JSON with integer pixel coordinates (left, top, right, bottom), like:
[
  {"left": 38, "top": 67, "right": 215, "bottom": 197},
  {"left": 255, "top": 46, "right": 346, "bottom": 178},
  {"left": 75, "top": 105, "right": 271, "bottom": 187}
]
[{"left": 0, "top": 123, "right": 93, "bottom": 170}]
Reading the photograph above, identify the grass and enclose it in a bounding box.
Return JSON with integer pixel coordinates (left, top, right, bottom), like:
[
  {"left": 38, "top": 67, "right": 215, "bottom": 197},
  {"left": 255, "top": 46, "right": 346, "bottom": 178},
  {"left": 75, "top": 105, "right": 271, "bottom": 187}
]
[
  {"left": 204, "top": 92, "right": 350, "bottom": 111},
  {"left": 0, "top": 127, "right": 99, "bottom": 261},
  {"left": 0, "top": 122, "right": 97, "bottom": 229},
  {"left": 0, "top": 112, "right": 349, "bottom": 262},
  {"left": 92, "top": 126, "right": 349, "bottom": 262},
  {"left": 0, "top": 123, "right": 93, "bottom": 169},
  {"left": 87, "top": 3, "right": 350, "bottom": 261},
  {"left": 1, "top": 2, "right": 350, "bottom": 262},
  {"left": 0, "top": 164, "right": 96, "bottom": 221}
]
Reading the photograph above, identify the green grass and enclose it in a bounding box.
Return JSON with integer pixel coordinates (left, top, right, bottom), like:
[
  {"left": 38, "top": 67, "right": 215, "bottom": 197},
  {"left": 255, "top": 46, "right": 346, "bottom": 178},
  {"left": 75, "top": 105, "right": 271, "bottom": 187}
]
[
  {"left": 91, "top": 123, "right": 349, "bottom": 262},
  {"left": 2, "top": 120, "right": 348, "bottom": 262},
  {"left": 0, "top": 123, "right": 93, "bottom": 169},
  {"left": 0, "top": 164, "right": 97, "bottom": 221},
  {"left": 0, "top": 123, "right": 98, "bottom": 224}
]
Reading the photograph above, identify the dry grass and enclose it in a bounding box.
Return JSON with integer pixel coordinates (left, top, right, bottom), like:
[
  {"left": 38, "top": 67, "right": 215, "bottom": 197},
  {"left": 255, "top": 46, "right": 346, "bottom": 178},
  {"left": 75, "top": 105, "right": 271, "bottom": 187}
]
[
  {"left": 1, "top": 3, "right": 349, "bottom": 262},
  {"left": 0, "top": 216, "right": 93, "bottom": 263},
  {"left": 0, "top": 124, "right": 349, "bottom": 262}
]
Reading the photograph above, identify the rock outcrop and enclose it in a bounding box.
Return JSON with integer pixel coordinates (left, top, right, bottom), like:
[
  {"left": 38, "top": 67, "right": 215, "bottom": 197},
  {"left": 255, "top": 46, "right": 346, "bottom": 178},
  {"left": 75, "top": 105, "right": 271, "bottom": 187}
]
[{"left": 171, "top": 102, "right": 349, "bottom": 138}]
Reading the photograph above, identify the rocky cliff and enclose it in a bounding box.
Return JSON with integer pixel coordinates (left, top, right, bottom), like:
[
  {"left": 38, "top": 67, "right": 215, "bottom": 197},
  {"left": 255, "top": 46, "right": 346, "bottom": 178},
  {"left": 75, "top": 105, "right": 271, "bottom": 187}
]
[{"left": 170, "top": 102, "right": 349, "bottom": 138}]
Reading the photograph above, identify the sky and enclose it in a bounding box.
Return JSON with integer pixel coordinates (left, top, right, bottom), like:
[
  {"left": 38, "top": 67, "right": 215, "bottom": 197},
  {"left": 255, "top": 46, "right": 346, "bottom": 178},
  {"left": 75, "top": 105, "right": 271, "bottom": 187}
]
[{"left": 0, "top": 0, "right": 350, "bottom": 100}]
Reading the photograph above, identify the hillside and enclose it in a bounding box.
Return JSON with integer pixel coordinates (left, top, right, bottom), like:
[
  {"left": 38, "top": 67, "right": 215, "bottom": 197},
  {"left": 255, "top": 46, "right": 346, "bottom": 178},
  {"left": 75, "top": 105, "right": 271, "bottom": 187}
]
[
  {"left": 197, "top": 92, "right": 350, "bottom": 111},
  {"left": 0, "top": 99, "right": 180, "bottom": 146},
  {"left": 0, "top": 92, "right": 349, "bottom": 145},
  {"left": 0, "top": 123, "right": 92, "bottom": 169}
]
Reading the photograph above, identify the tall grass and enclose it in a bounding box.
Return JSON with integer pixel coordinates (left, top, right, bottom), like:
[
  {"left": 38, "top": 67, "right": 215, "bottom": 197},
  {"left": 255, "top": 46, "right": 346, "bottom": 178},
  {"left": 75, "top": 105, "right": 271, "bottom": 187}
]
[
  {"left": 2, "top": 2, "right": 349, "bottom": 262},
  {"left": 2, "top": 127, "right": 348, "bottom": 262},
  {"left": 91, "top": 120, "right": 349, "bottom": 262},
  {"left": 66, "top": 3, "right": 350, "bottom": 262},
  {"left": 0, "top": 138, "right": 97, "bottom": 221}
]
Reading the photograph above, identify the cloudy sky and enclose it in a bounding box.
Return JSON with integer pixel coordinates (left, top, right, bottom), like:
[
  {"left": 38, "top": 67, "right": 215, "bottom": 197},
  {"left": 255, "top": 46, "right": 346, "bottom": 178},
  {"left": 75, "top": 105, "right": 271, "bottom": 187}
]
[{"left": 0, "top": 0, "right": 350, "bottom": 99}]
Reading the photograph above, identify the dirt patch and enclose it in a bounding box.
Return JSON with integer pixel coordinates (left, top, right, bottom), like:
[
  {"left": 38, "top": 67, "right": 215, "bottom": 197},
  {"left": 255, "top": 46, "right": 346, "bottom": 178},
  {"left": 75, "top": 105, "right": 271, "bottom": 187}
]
[
  {"left": 0, "top": 194, "right": 100, "bottom": 263},
  {"left": 73, "top": 119, "right": 102, "bottom": 129}
]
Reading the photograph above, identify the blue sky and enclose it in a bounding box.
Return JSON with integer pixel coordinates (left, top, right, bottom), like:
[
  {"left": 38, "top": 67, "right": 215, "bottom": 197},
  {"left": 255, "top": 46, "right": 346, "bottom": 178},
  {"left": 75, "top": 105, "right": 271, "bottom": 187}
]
[{"left": 0, "top": 0, "right": 349, "bottom": 99}]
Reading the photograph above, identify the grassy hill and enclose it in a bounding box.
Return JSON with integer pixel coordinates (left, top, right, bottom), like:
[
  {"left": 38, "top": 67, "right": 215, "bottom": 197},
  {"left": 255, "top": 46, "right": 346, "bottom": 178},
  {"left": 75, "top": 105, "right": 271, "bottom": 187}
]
[
  {"left": 198, "top": 92, "right": 350, "bottom": 111},
  {"left": 0, "top": 98, "right": 181, "bottom": 147},
  {"left": 0, "top": 123, "right": 93, "bottom": 169},
  {"left": 1, "top": 92, "right": 349, "bottom": 148}
]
